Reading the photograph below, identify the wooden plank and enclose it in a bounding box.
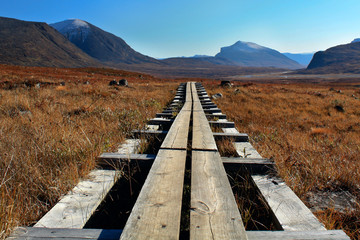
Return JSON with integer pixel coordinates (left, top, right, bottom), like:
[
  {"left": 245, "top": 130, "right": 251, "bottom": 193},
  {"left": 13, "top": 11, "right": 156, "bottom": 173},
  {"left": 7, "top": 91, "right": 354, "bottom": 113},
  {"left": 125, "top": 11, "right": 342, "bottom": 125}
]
[
  {"left": 160, "top": 104, "right": 191, "bottom": 149},
  {"left": 117, "top": 139, "right": 141, "bottom": 154},
  {"left": 246, "top": 230, "right": 349, "bottom": 240},
  {"left": 252, "top": 175, "right": 327, "bottom": 231},
  {"left": 8, "top": 227, "right": 123, "bottom": 240},
  {"left": 98, "top": 153, "right": 156, "bottom": 167},
  {"left": 9, "top": 228, "right": 349, "bottom": 240},
  {"left": 34, "top": 170, "right": 120, "bottom": 229},
  {"left": 120, "top": 149, "right": 187, "bottom": 240},
  {"left": 204, "top": 108, "right": 222, "bottom": 113},
  {"left": 209, "top": 120, "right": 235, "bottom": 128},
  {"left": 206, "top": 113, "right": 227, "bottom": 119},
  {"left": 222, "top": 157, "right": 275, "bottom": 174},
  {"left": 190, "top": 151, "right": 247, "bottom": 239},
  {"left": 192, "top": 109, "right": 217, "bottom": 151},
  {"left": 147, "top": 118, "right": 173, "bottom": 127},
  {"left": 131, "top": 129, "right": 168, "bottom": 138}
]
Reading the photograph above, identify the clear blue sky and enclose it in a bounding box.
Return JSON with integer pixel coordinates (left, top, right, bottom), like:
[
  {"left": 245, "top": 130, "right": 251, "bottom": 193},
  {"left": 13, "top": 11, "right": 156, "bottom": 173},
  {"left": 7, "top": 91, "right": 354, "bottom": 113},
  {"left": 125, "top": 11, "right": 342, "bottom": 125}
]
[{"left": 1, "top": 0, "right": 360, "bottom": 58}]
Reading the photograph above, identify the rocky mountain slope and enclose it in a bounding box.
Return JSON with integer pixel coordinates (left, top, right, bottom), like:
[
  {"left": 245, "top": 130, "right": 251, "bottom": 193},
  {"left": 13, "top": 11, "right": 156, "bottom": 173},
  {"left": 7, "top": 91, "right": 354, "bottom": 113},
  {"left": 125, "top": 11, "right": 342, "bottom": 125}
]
[
  {"left": 0, "top": 17, "right": 101, "bottom": 68},
  {"left": 215, "top": 41, "right": 303, "bottom": 69},
  {"left": 50, "top": 19, "right": 161, "bottom": 65},
  {"left": 307, "top": 42, "right": 360, "bottom": 73}
]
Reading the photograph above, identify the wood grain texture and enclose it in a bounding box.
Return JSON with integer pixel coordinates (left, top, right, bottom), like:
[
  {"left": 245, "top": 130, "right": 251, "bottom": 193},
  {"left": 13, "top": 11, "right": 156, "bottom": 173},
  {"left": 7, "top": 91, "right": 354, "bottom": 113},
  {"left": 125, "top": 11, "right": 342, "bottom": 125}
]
[
  {"left": 233, "top": 142, "right": 263, "bottom": 159},
  {"left": 160, "top": 106, "right": 191, "bottom": 149},
  {"left": 190, "top": 151, "right": 247, "bottom": 240},
  {"left": 252, "top": 175, "right": 327, "bottom": 231},
  {"left": 34, "top": 170, "right": 119, "bottom": 229},
  {"left": 246, "top": 230, "right": 350, "bottom": 240},
  {"left": 120, "top": 149, "right": 187, "bottom": 240},
  {"left": 8, "top": 227, "right": 123, "bottom": 240}
]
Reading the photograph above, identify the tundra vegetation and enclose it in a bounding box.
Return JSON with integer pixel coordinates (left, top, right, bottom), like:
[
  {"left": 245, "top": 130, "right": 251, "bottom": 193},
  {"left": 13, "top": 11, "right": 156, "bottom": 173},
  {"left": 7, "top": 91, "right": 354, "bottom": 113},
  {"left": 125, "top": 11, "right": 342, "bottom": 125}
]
[
  {"left": 0, "top": 64, "right": 359, "bottom": 239},
  {"left": 207, "top": 81, "right": 360, "bottom": 239}
]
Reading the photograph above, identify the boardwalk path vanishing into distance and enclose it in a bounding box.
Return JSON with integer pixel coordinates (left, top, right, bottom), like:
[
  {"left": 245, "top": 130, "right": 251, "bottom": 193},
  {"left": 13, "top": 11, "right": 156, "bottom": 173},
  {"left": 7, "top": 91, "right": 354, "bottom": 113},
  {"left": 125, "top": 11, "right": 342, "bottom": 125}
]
[{"left": 9, "top": 82, "right": 349, "bottom": 239}]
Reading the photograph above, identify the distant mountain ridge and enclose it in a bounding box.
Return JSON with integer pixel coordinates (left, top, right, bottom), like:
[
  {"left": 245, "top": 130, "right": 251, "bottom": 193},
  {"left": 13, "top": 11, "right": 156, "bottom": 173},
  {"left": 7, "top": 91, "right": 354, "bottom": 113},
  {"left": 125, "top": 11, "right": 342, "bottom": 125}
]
[
  {"left": 50, "top": 19, "right": 161, "bottom": 65},
  {"left": 215, "top": 41, "right": 303, "bottom": 69},
  {"left": 0, "top": 17, "right": 101, "bottom": 68},
  {"left": 282, "top": 52, "right": 314, "bottom": 66}
]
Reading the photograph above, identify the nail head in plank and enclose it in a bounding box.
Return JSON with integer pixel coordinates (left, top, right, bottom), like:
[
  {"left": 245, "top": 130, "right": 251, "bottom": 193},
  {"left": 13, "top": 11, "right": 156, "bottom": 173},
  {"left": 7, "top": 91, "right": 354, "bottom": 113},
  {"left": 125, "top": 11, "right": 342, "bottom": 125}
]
[
  {"left": 34, "top": 170, "right": 120, "bottom": 229},
  {"left": 252, "top": 175, "right": 327, "bottom": 231},
  {"left": 120, "top": 149, "right": 187, "bottom": 240},
  {"left": 191, "top": 151, "right": 247, "bottom": 239}
]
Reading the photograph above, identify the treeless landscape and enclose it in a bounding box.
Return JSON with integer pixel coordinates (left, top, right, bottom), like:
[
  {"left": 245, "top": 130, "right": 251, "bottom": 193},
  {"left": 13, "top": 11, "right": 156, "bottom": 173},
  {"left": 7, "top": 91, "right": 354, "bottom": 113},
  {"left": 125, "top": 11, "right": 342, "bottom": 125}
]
[{"left": 1, "top": 64, "right": 359, "bottom": 239}]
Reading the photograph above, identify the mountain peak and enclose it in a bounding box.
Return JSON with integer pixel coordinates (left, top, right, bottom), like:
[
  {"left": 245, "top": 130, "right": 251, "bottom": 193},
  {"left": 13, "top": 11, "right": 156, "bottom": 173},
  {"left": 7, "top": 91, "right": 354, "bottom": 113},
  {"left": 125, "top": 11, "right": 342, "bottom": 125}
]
[
  {"left": 232, "top": 41, "right": 266, "bottom": 51},
  {"left": 215, "top": 40, "right": 303, "bottom": 69},
  {"left": 51, "top": 19, "right": 89, "bottom": 32}
]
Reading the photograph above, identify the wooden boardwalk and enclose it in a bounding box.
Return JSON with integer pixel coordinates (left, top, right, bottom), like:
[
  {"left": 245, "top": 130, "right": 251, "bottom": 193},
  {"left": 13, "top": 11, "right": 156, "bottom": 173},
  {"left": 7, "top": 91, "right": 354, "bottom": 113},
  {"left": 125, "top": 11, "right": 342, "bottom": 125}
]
[{"left": 9, "top": 82, "right": 349, "bottom": 240}]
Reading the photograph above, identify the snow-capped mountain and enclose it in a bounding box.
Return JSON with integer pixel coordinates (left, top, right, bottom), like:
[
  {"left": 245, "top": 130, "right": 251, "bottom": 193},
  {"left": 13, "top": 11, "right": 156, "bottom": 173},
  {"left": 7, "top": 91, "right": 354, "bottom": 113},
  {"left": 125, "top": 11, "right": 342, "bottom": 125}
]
[
  {"left": 51, "top": 19, "right": 90, "bottom": 43},
  {"left": 50, "top": 19, "right": 160, "bottom": 65},
  {"left": 215, "top": 41, "right": 303, "bottom": 69},
  {"left": 0, "top": 17, "right": 100, "bottom": 68}
]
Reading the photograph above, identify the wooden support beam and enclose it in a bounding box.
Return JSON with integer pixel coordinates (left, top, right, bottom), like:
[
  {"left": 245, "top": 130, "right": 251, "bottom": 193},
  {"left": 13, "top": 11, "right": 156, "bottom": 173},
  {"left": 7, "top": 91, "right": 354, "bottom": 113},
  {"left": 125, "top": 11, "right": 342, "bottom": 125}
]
[
  {"left": 98, "top": 153, "right": 156, "bottom": 167},
  {"left": 131, "top": 129, "right": 168, "bottom": 138},
  {"left": 209, "top": 120, "right": 235, "bottom": 128},
  {"left": 252, "top": 175, "right": 327, "bottom": 231},
  {"left": 246, "top": 230, "right": 350, "bottom": 240},
  {"left": 213, "top": 132, "right": 248, "bottom": 142},
  {"left": 204, "top": 108, "right": 222, "bottom": 113},
  {"left": 8, "top": 227, "right": 350, "bottom": 240},
  {"left": 147, "top": 118, "right": 173, "bottom": 127},
  {"left": 156, "top": 113, "right": 173, "bottom": 118},
  {"left": 222, "top": 157, "right": 275, "bottom": 174},
  {"left": 206, "top": 113, "right": 227, "bottom": 119}
]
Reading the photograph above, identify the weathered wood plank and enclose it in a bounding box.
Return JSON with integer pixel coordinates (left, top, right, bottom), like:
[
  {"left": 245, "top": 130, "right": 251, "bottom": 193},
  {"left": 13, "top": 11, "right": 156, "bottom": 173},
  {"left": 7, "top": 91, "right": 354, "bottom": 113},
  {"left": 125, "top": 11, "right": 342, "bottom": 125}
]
[
  {"left": 34, "top": 170, "right": 120, "bottom": 229},
  {"left": 209, "top": 120, "right": 235, "bottom": 128},
  {"left": 131, "top": 129, "right": 168, "bottom": 138},
  {"left": 206, "top": 113, "right": 227, "bottom": 119},
  {"left": 120, "top": 149, "right": 187, "bottom": 240},
  {"left": 204, "top": 108, "right": 222, "bottom": 113},
  {"left": 117, "top": 139, "right": 141, "bottom": 154},
  {"left": 190, "top": 151, "right": 247, "bottom": 239},
  {"left": 98, "top": 153, "right": 156, "bottom": 167},
  {"left": 252, "top": 175, "right": 327, "bottom": 231},
  {"left": 8, "top": 227, "right": 123, "bottom": 240},
  {"left": 246, "top": 230, "right": 350, "bottom": 240},
  {"left": 192, "top": 109, "right": 217, "bottom": 151},
  {"left": 9, "top": 228, "right": 349, "bottom": 240},
  {"left": 233, "top": 142, "right": 263, "bottom": 158},
  {"left": 160, "top": 105, "right": 191, "bottom": 149}
]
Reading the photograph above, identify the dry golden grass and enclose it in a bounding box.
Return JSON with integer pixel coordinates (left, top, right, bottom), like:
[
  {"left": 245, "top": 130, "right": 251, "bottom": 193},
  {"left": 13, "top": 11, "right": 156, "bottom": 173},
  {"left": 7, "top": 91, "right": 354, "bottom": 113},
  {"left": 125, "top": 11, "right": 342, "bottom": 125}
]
[
  {"left": 206, "top": 82, "right": 360, "bottom": 239},
  {"left": 0, "top": 65, "right": 179, "bottom": 239}
]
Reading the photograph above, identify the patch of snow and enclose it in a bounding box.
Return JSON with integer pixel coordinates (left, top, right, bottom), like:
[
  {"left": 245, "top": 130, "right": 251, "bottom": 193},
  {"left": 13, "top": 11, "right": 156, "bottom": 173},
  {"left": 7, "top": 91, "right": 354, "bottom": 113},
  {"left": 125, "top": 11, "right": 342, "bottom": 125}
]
[
  {"left": 232, "top": 41, "right": 266, "bottom": 52},
  {"left": 50, "top": 19, "right": 90, "bottom": 43}
]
